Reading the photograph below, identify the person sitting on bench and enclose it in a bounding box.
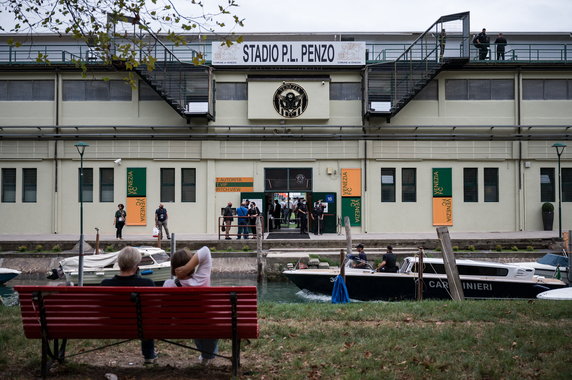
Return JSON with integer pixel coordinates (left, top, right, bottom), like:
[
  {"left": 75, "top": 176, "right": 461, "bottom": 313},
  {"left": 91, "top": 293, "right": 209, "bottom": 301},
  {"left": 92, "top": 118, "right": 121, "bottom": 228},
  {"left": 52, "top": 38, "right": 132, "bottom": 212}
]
[
  {"left": 100, "top": 246, "right": 157, "bottom": 365},
  {"left": 169, "top": 246, "right": 218, "bottom": 365}
]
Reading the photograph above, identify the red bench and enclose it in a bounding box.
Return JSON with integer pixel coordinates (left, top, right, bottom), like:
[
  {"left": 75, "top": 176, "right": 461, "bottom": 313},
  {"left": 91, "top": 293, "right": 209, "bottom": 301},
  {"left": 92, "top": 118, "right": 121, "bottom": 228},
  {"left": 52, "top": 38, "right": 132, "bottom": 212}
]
[{"left": 15, "top": 285, "right": 259, "bottom": 378}]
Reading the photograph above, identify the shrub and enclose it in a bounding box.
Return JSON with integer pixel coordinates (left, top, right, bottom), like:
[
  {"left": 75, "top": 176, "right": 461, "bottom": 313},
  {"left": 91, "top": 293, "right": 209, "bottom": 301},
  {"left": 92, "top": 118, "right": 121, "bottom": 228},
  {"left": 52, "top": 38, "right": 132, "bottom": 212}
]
[
  {"left": 34, "top": 244, "right": 44, "bottom": 252},
  {"left": 542, "top": 202, "right": 554, "bottom": 212},
  {"left": 495, "top": 244, "right": 503, "bottom": 252},
  {"left": 242, "top": 245, "right": 250, "bottom": 252},
  {"left": 467, "top": 245, "right": 476, "bottom": 251},
  {"left": 526, "top": 245, "right": 535, "bottom": 251},
  {"left": 435, "top": 247, "right": 441, "bottom": 251},
  {"left": 51, "top": 244, "right": 61, "bottom": 252},
  {"left": 105, "top": 245, "right": 114, "bottom": 252},
  {"left": 452, "top": 246, "right": 459, "bottom": 252},
  {"left": 511, "top": 246, "right": 519, "bottom": 251},
  {"left": 18, "top": 245, "right": 27, "bottom": 252}
]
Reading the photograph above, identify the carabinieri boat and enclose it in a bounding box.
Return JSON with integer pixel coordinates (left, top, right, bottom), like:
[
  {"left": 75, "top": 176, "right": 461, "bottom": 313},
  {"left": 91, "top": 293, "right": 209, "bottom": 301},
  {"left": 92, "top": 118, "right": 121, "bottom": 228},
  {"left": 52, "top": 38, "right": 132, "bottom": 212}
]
[
  {"left": 47, "top": 246, "right": 171, "bottom": 285},
  {"left": 282, "top": 256, "right": 568, "bottom": 301}
]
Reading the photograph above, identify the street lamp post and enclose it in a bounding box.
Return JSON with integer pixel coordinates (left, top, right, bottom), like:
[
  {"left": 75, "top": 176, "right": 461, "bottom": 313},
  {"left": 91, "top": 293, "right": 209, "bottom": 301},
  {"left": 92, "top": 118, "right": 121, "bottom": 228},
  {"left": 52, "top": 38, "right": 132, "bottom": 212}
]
[
  {"left": 552, "top": 143, "right": 567, "bottom": 240},
  {"left": 75, "top": 142, "right": 89, "bottom": 286}
]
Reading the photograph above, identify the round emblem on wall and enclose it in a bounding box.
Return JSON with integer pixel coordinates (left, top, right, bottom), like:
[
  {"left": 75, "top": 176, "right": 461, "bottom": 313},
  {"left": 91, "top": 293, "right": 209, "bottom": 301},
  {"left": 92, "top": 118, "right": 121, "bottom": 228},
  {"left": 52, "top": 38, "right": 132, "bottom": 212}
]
[
  {"left": 295, "top": 174, "right": 306, "bottom": 184},
  {"left": 273, "top": 82, "right": 308, "bottom": 118}
]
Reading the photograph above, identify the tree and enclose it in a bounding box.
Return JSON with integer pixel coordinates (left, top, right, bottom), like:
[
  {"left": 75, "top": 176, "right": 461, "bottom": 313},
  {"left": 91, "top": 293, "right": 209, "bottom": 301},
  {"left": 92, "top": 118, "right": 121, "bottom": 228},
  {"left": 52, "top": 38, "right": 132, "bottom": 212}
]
[{"left": 0, "top": 0, "right": 244, "bottom": 73}]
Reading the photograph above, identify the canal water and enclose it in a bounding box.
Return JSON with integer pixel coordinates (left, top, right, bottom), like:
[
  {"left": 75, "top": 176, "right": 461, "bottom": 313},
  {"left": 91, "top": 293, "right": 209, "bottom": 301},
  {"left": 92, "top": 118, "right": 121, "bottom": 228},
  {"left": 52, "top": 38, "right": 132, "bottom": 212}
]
[{"left": 1, "top": 275, "right": 331, "bottom": 306}]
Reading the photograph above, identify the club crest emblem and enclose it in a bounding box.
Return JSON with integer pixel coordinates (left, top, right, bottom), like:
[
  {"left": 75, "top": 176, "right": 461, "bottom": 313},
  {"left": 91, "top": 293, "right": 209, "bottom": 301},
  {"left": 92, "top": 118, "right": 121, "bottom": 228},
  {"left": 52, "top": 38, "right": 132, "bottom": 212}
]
[{"left": 273, "top": 83, "right": 308, "bottom": 118}]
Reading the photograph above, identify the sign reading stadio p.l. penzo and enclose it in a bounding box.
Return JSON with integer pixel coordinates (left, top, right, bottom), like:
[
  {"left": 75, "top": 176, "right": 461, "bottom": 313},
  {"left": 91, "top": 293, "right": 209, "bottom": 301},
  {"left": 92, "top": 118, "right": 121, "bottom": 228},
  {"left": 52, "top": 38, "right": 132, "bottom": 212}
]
[{"left": 212, "top": 41, "right": 366, "bottom": 66}]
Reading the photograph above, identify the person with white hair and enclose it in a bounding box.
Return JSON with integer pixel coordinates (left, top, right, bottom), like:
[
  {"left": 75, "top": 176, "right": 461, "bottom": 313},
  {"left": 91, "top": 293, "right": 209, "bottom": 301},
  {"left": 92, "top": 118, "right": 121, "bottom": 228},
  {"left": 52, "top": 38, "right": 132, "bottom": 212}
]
[{"left": 100, "top": 246, "right": 157, "bottom": 364}]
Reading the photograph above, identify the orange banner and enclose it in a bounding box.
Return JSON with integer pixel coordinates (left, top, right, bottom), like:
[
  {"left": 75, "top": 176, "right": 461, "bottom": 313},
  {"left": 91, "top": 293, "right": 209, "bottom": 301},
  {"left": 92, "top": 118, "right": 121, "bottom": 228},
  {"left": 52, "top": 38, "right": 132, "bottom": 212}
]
[
  {"left": 341, "top": 168, "right": 361, "bottom": 197},
  {"left": 126, "top": 197, "right": 147, "bottom": 226},
  {"left": 433, "top": 197, "right": 453, "bottom": 226}
]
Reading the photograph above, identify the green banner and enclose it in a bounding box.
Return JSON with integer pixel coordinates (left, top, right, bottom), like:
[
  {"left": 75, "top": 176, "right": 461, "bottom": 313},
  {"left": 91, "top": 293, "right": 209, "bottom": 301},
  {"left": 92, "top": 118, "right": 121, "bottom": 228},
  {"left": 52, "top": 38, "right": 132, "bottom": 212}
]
[
  {"left": 432, "top": 168, "right": 452, "bottom": 197},
  {"left": 127, "top": 168, "right": 146, "bottom": 197},
  {"left": 341, "top": 197, "right": 361, "bottom": 226}
]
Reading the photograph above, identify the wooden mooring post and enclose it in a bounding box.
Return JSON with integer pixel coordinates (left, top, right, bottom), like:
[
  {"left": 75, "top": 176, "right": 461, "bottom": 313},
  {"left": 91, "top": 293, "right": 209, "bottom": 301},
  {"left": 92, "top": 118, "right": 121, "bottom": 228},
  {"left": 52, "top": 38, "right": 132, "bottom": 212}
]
[
  {"left": 256, "top": 216, "right": 264, "bottom": 283},
  {"left": 436, "top": 226, "right": 464, "bottom": 301}
]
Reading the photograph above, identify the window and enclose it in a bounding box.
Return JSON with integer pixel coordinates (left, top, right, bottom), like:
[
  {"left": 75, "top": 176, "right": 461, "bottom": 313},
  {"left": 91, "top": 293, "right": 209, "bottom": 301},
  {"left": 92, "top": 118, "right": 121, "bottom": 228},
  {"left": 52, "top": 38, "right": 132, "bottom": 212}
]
[
  {"left": 381, "top": 168, "right": 395, "bottom": 202},
  {"left": 463, "top": 168, "right": 478, "bottom": 202},
  {"left": 0, "top": 80, "right": 54, "bottom": 101},
  {"left": 484, "top": 168, "right": 499, "bottom": 202},
  {"left": 215, "top": 83, "right": 247, "bottom": 100},
  {"left": 264, "top": 168, "right": 313, "bottom": 191},
  {"left": 63, "top": 80, "right": 132, "bottom": 101},
  {"left": 181, "top": 168, "right": 196, "bottom": 202},
  {"left": 99, "top": 168, "right": 114, "bottom": 202},
  {"left": 78, "top": 168, "right": 93, "bottom": 202},
  {"left": 138, "top": 81, "right": 162, "bottom": 100},
  {"left": 523, "top": 79, "right": 572, "bottom": 100},
  {"left": 540, "top": 168, "right": 555, "bottom": 202},
  {"left": 445, "top": 79, "right": 514, "bottom": 100},
  {"left": 563, "top": 168, "right": 572, "bottom": 202},
  {"left": 161, "top": 168, "right": 175, "bottom": 202},
  {"left": 401, "top": 168, "right": 416, "bottom": 202},
  {"left": 415, "top": 80, "right": 438, "bottom": 100},
  {"left": 22, "top": 168, "right": 37, "bottom": 203},
  {"left": 330, "top": 83, "right": 362, "bottom": 100},
  {"left": 1, "top": 168, "right": 16, "bottom": 202}
]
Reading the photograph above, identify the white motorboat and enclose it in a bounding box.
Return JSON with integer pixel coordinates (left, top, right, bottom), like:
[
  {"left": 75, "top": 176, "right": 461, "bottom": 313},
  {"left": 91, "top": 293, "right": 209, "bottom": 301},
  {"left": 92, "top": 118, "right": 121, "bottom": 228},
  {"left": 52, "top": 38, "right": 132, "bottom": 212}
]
[
  {"left": 0, "top": 268, "right": 21, "bottom": 285},
  {"left": 537, "top": 287, "right": 572, "bottom": 300},
  {"left": 283, "top": 256, "right": 567, "bottom": 301},
  {"left": 512, "top": 253, "right": 569, "bottom": 284},
  {"left": 47, "top": 246, "right": 171, "bottom": 285}
]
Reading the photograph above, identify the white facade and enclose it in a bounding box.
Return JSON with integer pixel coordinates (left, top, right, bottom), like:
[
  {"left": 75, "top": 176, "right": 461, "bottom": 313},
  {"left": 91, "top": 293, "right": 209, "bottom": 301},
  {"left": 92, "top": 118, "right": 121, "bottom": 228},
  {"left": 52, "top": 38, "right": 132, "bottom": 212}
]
[{"left": 0, "top": 32, "right": 570, "bottom": 236}]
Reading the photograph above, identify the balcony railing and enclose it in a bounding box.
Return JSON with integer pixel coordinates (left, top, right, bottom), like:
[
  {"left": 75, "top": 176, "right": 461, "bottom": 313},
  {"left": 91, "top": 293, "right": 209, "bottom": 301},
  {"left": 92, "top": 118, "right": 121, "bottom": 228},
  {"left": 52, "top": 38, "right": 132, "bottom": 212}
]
[{"left": 1, "top": 42, "right": 571, "bottom": 66}]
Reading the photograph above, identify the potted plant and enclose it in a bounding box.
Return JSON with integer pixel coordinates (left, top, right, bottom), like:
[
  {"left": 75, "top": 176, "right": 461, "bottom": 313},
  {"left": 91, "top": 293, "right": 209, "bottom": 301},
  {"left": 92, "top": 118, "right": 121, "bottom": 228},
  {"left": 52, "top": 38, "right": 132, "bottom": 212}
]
[{"left": 541, "top": 202, "right": 554, "bottom": 231}]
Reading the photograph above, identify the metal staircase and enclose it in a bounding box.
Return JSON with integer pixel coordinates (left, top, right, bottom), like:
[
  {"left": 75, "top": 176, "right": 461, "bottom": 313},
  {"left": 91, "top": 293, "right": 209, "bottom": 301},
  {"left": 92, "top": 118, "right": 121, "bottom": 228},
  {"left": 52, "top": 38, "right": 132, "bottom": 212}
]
[
  {"left": 365, "top": 12, "right": 471, "bottom": 120},
  {"left": 108, "top": 18, "right": 213, "bottom": 120}
]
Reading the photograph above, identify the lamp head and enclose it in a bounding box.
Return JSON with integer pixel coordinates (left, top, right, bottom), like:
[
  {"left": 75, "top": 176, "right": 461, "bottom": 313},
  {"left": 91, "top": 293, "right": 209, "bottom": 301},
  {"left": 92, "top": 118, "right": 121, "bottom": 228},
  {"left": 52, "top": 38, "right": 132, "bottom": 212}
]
[
  {"left": 74, "top": 141, "right": 90, "bottom": 155},
  {"left": 552, "top": 142, "right": 567, "bottom": 155}
]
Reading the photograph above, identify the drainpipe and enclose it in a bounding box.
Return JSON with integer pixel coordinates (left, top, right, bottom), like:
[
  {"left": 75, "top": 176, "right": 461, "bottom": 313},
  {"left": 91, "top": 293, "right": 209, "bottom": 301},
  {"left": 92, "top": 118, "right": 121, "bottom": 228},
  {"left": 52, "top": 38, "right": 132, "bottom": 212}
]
[
  {"left": 53, "top": 72, "right": 60, "bottom": 233},
  {"left": 516, "top": 69, "right": 523, "bottom": 231}
]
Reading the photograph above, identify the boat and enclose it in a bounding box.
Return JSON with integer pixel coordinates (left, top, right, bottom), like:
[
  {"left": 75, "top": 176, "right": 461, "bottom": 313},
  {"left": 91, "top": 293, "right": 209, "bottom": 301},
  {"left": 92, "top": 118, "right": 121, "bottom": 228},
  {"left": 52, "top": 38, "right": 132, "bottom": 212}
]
[
  {"left": 537, "top": 287, "right": 572, "bottom": 300},
  {"left": 0, "top": 268, "right": 21, "bottom": 285},
  {"left": 47, "top": 246, "right": 171, "bottom": 285},
  {"left": 512, "top": 253, "right": 569, "bottom": 284},
  {"left": 282, "top": 256, "right": 568, "bottom": 301}
]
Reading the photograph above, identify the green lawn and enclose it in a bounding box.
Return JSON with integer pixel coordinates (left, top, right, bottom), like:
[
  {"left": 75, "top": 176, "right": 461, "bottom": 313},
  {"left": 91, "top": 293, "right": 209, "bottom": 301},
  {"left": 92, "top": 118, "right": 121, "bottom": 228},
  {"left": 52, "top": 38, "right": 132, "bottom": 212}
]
[{"left": 1, "top": 300, "right": 571, "bottom": 379}]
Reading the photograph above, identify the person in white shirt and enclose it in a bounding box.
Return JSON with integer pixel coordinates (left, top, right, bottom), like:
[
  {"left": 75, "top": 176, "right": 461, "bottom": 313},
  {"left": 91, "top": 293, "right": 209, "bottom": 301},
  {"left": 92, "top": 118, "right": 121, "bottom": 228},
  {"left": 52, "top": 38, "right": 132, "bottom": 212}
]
[{"left": 164, "top": 246, "right": 215, "bottom": 364}]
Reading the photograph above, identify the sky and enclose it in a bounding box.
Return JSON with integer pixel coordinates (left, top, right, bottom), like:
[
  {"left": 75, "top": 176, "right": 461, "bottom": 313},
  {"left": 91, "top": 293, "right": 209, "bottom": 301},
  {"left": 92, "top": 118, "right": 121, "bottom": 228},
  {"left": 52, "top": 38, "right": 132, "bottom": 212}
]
[
  {"left": 228, "top": 0, "right": 572, "bottom": 33},
  {"left": 0, "top": 0, "right": 570, "bottom": 35}
]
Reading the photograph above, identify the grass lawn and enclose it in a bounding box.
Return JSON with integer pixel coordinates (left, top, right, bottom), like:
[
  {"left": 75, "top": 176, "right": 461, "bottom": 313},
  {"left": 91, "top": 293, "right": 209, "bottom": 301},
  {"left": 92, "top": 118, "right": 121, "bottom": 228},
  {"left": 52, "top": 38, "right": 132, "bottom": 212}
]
[{"left": 1, "top": 300, "right": 572, "bottom": 379}]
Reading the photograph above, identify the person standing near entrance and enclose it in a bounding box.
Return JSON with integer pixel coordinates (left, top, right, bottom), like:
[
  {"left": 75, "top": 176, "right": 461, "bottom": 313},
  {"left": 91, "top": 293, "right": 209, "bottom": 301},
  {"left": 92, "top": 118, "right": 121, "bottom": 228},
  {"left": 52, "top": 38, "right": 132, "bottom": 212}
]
[
  {"left": 114, "top": 203, "right": 126, "bottom": 240},
  {"left": 248, "top": 202, "right": 260, "bottom": 237},
  {"left": 272, "top": 199, "right": 282, "bottom": 230},
  {"left": 236, "top": 201, "right": 249, "bottom": 239},
  {"left": 223, "top": 202, "right": 233, "bottom": 240},
  {"left": 311, "top": 200, "right": 324, "bottom": 235},
  {"left": 155, "top": 203, "right": 170, "bottom": 240},
  {"left": 297, "top": 199, "right": 308, "bottom": 234}
]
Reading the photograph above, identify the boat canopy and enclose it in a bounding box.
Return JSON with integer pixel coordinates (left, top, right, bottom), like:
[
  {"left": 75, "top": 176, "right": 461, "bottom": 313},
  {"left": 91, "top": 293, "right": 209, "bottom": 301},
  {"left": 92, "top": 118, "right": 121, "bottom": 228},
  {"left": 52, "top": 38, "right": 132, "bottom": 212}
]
[
  {"left": 60, "top": 251, "right": 120, "bottom": 273},
  {"left": 537, "top": 254, "right": 569, "bottom": 268}
]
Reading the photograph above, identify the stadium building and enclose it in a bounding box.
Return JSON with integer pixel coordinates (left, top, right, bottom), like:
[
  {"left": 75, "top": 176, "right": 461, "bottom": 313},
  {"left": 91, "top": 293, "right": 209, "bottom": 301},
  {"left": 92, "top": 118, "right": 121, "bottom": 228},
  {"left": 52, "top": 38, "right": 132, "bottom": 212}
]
[{"left": 0, "top": 12, "right": 570, "bottom": 236}]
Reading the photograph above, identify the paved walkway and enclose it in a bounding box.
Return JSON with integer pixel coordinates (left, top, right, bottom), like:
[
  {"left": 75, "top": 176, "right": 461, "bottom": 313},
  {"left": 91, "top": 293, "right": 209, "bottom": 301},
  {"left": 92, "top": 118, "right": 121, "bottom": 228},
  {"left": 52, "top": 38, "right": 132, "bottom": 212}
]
[{"left": 0, "top": 230, "right": 561, "bottom": 243}]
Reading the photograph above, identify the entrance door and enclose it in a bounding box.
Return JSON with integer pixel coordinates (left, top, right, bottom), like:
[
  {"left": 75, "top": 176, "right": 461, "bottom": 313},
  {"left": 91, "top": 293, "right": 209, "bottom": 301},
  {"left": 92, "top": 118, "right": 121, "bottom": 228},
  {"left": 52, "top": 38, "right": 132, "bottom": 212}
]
[{"left": 311, "top": 192, "right": 337, "bottom": 233}]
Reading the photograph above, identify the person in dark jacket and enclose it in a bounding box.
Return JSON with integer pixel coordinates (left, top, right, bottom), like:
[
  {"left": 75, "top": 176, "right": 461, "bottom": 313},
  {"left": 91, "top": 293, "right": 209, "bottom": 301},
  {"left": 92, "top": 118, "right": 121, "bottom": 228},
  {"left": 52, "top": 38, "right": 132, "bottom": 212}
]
[
  {"left": 114, "top": 203, "right": 126, "bottom": 240},
  {"left": 495, "top": 33, "right": 507, "bottom": 60},
  {"left": 476, "top": 28, "right": 489, "bottom": 60},
  {"left": 222, "top": 202, "right": 233, "bottom": 239},
  {"left": 100, "top": 247, "right": 157, "bottom": 364},
  {"left": 376, "top": 245, "right": 399, "bottom": 272}
]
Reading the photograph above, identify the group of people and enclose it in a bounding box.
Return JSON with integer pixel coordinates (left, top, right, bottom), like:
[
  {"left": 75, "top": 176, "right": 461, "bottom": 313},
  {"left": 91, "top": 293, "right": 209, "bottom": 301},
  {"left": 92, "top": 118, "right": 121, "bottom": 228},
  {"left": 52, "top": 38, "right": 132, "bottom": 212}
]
[
  {"left": 348, "top": 244, "right": 399, "bottom": 273},
  {"left": 439, "top": 26, "right": 508, "bottom": 62},
  {"left": 222, "top": 197, "right": 327, "bottom": 237},
  {"left": 113, "top": 203, "right": 171, "bottom": 240},
  {"left": 473, "top": 28, "right": 508, "bottom": 60},
  {"left": 101, "top": 245, "right": 217, "bottom": 365}
]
